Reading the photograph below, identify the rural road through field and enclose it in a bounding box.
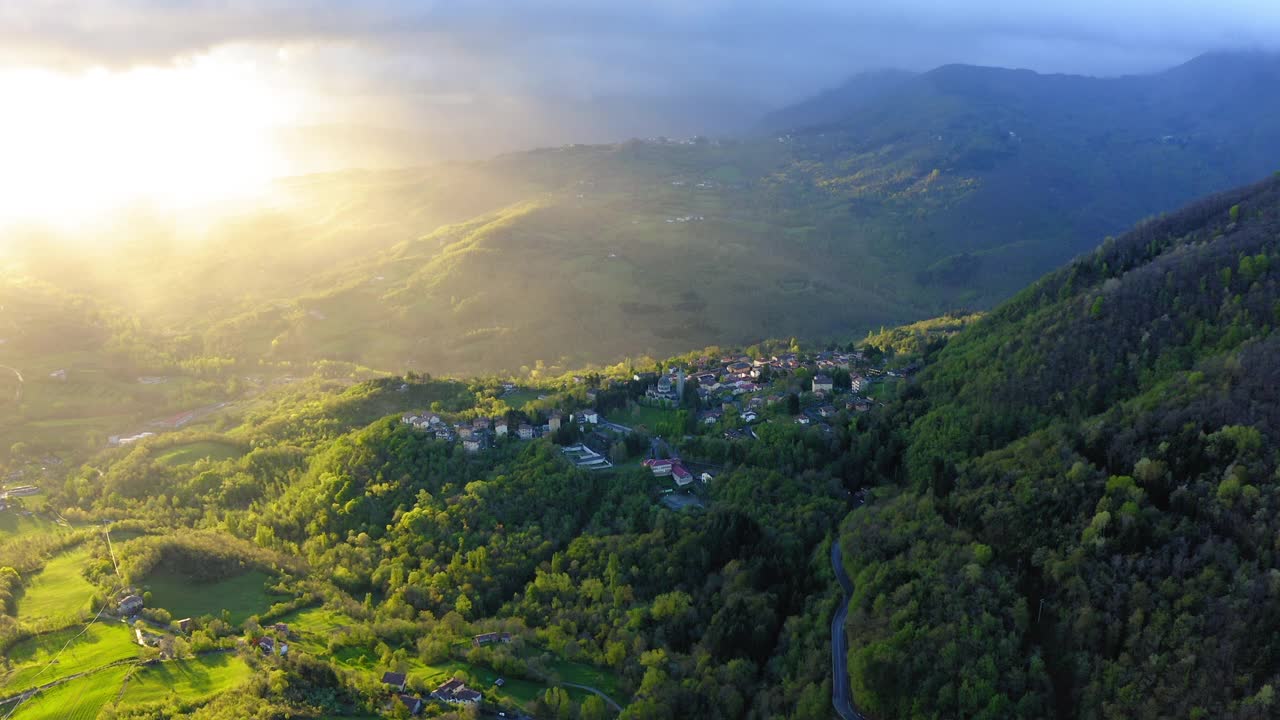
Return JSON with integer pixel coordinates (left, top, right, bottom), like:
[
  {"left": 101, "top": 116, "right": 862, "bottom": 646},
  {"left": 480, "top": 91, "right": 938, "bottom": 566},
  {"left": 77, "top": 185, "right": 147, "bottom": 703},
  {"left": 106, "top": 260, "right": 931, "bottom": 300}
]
[{"left": 831, "top": 540, "right": 865, "bottom": 720}]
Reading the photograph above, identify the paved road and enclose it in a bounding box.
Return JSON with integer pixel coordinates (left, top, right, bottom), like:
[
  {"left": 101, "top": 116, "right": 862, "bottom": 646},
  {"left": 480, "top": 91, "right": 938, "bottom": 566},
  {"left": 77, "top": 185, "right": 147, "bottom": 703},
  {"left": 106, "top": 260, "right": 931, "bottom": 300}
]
[
  {"left": 831, "top": 540, "right": 865, "bottom": 720},
  {"left": 560, "top": 682, "right": 624, "bottom": 713}
]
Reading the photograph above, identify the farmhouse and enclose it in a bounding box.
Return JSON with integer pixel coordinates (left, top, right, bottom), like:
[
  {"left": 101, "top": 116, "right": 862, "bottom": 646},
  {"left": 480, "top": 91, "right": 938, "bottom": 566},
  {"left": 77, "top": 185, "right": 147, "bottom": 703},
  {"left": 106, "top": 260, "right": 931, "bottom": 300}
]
[
  {"left": 382, "top": 671, "right": 408, "bottom": 692},
  {"left": 472, "top": 631, "right": 513, "bottom": 647},
  {"left": 396, "top": 694, "right": 424, "bottom": 715},
  {"left": 118, "top": 594, "right": 144, "bottom": 616},
  {"left": 431, "top": 678, "right": 482, "bottom": 705}
]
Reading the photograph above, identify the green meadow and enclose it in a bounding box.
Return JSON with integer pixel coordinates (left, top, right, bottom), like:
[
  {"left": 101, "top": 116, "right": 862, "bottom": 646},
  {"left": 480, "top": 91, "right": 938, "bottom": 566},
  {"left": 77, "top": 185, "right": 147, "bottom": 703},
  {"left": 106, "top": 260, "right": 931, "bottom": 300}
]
[
  {"left": 117, "top": 653, "right": 252, "bottom": 708},
  {"left": 155, "top": 440, "right": 245, "bottom": 467},
  {"left": 0, "top": 511, "right": 65, "bottom": 540},
  {"left": 143, "top": 569, "right": 276, "bottom": 624},
  {"left": 16, "top": 545, "right": 97, "bottom": 629},
  {"left": 618, "top": 403, "right": 679, "bottom": 433},
  {"left": 1, "top": 622, "right": 138, "bottom": 694},
  {"left": 9, "top": 664, "right": 132, "bottom": 720}
]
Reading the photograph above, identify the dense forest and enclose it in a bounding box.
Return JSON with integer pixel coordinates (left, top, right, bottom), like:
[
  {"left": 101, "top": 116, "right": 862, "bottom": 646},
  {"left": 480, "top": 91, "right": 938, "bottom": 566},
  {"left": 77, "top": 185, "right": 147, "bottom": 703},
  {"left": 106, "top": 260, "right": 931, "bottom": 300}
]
[{"left": 837, "top": 174, "right": 1280, "bottom": 718}]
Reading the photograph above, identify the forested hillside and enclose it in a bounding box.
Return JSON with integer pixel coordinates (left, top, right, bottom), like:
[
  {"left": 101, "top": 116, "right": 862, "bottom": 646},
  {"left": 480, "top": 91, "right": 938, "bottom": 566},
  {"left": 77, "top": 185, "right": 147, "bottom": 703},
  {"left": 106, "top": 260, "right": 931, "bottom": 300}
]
[{"left": 838, "top": 174, "right": 1280, "bottom": 718}]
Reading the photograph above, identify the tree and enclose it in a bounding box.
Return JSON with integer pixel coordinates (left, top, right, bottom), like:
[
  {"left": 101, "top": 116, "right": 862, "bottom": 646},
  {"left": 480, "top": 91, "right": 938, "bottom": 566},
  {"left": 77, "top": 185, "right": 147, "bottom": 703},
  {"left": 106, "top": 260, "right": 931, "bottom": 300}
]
[
  {"left": 581, "top": 695, "right": 609, "bottom": 720},
  {"left": 455, "top": 593, "right": 473, "bottom": 619}
]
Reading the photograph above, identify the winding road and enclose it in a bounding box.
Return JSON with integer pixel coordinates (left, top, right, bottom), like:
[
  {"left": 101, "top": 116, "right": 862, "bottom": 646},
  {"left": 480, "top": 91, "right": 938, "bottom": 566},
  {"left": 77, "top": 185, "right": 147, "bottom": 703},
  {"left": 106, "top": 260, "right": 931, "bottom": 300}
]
[{"left": 831, "top": 540, "right": 865, "bottom": 720}]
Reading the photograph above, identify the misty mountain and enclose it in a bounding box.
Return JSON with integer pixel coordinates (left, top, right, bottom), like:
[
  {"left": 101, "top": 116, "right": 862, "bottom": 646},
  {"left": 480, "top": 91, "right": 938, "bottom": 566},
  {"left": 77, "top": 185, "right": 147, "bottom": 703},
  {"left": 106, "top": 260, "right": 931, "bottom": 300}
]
[
  {"left": 756, "top": 68, "right": 918, "bottom": 132},
  {"left": 14, "top": 52, "right": 1280, "bottom": 376}
]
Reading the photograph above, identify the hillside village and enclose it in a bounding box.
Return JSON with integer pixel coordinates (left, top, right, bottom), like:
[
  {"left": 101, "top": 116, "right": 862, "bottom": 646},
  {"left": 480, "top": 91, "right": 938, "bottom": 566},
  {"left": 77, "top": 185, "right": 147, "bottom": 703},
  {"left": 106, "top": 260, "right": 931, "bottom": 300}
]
[{"left": 397, "top": 345, "right": 898, "bottom": 498}]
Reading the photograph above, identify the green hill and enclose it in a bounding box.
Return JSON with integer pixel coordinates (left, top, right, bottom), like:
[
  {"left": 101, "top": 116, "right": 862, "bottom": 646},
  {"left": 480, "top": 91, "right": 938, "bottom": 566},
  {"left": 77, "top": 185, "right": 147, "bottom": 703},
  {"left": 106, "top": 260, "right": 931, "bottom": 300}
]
[{"left": 838, "top": 174, "right": 1280, "bottom": 718}]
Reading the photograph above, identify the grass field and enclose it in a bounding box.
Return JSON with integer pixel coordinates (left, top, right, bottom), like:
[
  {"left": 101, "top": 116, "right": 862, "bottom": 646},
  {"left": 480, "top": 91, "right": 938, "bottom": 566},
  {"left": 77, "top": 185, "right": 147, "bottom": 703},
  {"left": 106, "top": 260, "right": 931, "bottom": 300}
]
[
  {"left": 499, "top": 388, "right": 544, "bottom": 409},
  {"left": 1, "top": 622, "right": 138, "bottom": 694},
  {"left": 549, "top": 658, "right": 626, "bottom": 700},
  {"left": 117, "top": 654, "right": 252, "bottom": 708},
  {"left": 10, "top": 664, "right": 132, "bottom": 720},
  {"left": 867, "top": 378, "right": 903, "bottom": 403},
  {"left": 154, "top": 440, "right": 244, "bottom": 467},
  {"left": 278, "top": 606, "right": 356, "bottom": 636},
  {"left": 617, "top": 404, "right": 678, "bottom": 433},
  {"left": 143, "top": 569, "right": 275, "bottom": 625},
  {"left": 16, "top": 545, "right": 97, "bottom": 629},
  {"left": 0, "top": 511, "right": 65, "bottom": 540}
]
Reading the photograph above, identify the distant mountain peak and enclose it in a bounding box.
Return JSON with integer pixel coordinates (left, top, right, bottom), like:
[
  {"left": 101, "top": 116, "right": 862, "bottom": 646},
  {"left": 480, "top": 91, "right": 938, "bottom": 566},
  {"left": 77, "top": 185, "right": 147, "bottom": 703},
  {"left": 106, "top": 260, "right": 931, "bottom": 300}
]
[{"left": 756, "top": 68, "right": 917, "bottom": 133}]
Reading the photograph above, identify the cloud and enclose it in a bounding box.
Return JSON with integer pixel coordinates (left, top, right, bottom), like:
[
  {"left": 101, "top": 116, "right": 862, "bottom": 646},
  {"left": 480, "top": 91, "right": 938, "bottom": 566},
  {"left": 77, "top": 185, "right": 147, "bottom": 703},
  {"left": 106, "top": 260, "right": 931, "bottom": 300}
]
[{"left": 4, "top": 1, "right": 1279, "bottom": 162}]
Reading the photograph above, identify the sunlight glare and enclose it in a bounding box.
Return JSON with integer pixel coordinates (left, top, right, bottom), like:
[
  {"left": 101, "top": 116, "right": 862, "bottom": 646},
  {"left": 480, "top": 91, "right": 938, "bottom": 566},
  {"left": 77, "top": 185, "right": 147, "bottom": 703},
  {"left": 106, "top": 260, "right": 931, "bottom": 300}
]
[{"left": 0, "top": 55, "right": 297, "bottom": 227}]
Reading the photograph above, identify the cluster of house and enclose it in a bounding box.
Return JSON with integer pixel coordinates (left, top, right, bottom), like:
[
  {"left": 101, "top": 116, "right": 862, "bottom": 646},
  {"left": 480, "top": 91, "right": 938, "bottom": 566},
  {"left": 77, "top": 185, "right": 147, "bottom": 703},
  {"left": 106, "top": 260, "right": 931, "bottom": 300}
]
[
  {"left": 255, "top": 623, "right": 291, "bottom": 657},
  {"left": 664, "top": 215, "right": 706, "bottom": 223},
  {"left": 118, "top": 592, "right": 219, "bottom": 658},
  {"left": 381, "top": 671, "right": 485, "bottom": 715},
  {"left": 401, "top": 406, "right": 607, "bottom": 454},
  {"left": 643, "top": 458, "right": 711, "bottom": 488},
  {"left": 641, "top": 349, "right": 877, "bottom": 438}
]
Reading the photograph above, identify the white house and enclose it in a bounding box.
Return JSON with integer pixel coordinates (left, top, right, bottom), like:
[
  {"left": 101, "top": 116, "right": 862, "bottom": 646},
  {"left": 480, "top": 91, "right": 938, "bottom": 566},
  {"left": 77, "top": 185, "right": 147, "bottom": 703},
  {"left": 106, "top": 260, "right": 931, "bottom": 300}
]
[{"left": 812, "top": 374, "right": 834, "bottom": 393}]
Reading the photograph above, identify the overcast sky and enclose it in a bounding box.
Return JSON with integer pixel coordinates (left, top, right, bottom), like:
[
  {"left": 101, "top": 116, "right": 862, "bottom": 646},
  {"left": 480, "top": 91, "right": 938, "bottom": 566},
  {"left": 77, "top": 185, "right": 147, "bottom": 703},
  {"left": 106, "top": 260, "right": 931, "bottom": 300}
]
[{"left": 4, "top": 0, "right": 1280, "bottom": 163}]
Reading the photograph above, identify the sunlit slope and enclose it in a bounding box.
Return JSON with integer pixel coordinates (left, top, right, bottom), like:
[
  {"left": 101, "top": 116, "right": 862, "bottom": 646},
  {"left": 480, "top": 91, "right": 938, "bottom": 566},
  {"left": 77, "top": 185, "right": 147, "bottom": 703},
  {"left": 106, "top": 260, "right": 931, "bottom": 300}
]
[
  {"left": 12, "top": 53, "right": 1280, "bottom": 376},
  {"left": 215, "top": 194, "right": 912, "bottom": 372}
]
